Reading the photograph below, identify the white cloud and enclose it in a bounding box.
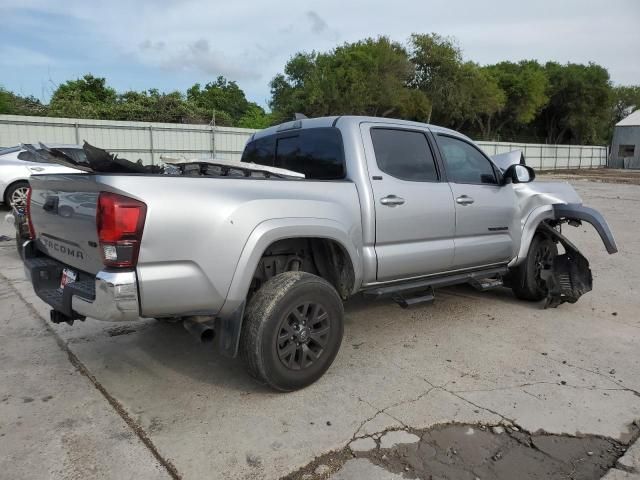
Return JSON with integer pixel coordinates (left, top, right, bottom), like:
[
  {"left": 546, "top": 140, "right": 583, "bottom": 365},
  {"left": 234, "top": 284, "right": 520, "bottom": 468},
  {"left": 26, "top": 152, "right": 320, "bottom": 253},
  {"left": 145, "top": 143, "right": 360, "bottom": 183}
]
[
  {"left": 152, "top": 38, "right": 261, "bottom": 80},
  {"left": 2, "top": 0, "right": 639, "bottom": 103}
]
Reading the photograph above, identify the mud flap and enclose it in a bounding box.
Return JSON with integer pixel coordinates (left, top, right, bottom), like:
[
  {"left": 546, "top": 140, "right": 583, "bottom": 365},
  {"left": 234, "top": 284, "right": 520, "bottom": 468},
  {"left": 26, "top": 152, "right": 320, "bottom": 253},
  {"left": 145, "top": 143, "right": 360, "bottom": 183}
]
[{"left": 538, "top": 224, "right": 593, "bottom": 308}]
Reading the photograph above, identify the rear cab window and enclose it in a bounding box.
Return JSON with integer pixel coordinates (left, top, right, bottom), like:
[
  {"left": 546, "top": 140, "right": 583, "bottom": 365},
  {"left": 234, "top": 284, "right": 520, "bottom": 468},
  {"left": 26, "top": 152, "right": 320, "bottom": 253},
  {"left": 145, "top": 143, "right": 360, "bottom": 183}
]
[{"left": 242, "top": 128, "right": 345, "bottom": 180}]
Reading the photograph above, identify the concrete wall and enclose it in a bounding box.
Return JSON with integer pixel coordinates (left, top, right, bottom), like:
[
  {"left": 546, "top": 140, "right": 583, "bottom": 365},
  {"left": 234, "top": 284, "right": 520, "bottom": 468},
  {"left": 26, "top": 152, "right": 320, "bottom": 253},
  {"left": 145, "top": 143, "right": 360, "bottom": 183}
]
[
  {"left": 610, "top": 126, "right": 640, "bottom": 169},
  {"left": 1, "top": 115, "right": 608, "bottom": 169}
]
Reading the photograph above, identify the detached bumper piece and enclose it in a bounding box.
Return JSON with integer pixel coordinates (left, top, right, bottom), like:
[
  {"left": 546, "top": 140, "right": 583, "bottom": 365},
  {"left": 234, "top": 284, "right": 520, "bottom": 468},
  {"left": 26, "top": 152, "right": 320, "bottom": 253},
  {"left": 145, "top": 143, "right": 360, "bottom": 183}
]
[{"left": 538, "top": 224, "right": 593, "bottom": 308}]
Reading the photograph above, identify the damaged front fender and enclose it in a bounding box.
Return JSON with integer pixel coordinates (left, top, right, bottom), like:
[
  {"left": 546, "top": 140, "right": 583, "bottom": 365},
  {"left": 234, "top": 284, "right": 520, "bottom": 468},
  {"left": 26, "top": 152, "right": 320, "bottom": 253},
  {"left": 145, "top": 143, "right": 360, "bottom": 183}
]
[
  {"left": 553, "top": 203, "right": 618, "bottom": 254},
  {"left": 538, "top": 223, "right": 593, "bottom": 308}
]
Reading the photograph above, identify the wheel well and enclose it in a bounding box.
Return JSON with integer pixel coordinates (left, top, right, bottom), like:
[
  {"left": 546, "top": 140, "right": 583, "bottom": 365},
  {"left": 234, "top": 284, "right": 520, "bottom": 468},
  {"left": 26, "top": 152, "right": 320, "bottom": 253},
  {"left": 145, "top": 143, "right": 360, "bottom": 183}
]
[
  {"left": 3, "top": 179, "right": 29, "bottom": 204},
  {"left": 249, "top": 237, "right": 355, "bottom": 301}
]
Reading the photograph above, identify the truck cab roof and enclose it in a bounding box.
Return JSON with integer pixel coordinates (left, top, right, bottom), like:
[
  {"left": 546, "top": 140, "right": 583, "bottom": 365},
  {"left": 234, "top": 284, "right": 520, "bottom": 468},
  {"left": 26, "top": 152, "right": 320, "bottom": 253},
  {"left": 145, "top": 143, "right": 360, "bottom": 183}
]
[{"left": 250, "top": 115, "right": 471, "bottom": 142}]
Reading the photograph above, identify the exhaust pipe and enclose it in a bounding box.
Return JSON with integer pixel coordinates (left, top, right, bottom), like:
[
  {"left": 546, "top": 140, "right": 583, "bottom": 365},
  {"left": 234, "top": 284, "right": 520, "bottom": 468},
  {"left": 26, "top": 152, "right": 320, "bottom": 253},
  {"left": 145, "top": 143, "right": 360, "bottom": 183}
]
[{"left": 183, "top": 316, "right": 216, "bottom": 343}]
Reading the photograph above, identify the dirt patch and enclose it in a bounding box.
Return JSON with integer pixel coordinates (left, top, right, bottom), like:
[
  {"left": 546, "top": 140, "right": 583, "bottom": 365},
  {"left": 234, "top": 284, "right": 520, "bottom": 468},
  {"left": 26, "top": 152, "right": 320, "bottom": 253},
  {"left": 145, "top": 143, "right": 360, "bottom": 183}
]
[
  {"left": 538, "top": 168, "right": 640, "bottom": 185},
  {"left": 106, "top": 326, "right": 136, "bottom": 337},
  {"left": 284, "top": 423, "right": 635, "bottom": 480}
]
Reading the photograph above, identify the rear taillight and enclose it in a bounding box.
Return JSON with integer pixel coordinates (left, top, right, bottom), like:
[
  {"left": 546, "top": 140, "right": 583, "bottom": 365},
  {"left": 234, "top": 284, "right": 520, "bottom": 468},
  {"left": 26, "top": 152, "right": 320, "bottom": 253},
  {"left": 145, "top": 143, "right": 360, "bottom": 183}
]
[
  {"left": 26, "top": 187, "right": 36, "bottom": 239},
  {"left": 96, "top": 192, "right": 147, "bottom": 268}
]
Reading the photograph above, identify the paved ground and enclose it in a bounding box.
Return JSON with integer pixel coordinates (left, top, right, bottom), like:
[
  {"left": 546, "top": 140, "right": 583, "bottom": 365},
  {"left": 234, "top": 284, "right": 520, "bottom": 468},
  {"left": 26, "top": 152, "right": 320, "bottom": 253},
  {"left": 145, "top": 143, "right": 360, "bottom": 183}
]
[
  {"left": 538, "top": 168, "right": 640, "bottom": 185},
  {"left": 1, "top": 176, "right": 640, "bottom": 479}
]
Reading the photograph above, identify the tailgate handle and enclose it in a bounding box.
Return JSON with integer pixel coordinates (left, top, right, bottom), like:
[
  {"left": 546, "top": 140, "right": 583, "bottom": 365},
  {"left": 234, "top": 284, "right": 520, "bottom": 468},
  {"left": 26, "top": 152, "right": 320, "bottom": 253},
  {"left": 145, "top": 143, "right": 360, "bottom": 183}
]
[{"left": 43, "top": 196, "right": 59, "bottom": 213}]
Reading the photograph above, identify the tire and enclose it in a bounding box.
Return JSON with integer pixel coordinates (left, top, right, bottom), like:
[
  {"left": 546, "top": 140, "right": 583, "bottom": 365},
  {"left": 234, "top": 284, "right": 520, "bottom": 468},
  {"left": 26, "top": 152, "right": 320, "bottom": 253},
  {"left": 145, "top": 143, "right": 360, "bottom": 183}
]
[
  {"left": 240, "top": 271, "right": 344, "bottom": 391},
  {"left": 510, "top": 233, "right": 558, "bottom": 301},
  {"left": 5, "top": 181, "right": 29, "bottom": 210}
]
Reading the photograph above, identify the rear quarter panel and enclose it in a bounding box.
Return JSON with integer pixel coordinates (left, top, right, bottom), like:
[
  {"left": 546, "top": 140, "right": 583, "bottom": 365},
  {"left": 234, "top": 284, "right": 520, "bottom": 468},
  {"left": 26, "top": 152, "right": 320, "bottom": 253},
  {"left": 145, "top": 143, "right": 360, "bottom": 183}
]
[{"left": 98, "top": 175, "right": 363, "bottom": 318}]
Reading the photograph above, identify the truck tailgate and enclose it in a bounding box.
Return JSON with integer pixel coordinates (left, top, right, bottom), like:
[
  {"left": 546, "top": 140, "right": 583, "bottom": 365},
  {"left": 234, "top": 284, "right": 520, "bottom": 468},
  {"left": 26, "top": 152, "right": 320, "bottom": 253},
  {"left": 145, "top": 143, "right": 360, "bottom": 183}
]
[{"left": 29, "top": 174, "right": 104, "bottom": 274}]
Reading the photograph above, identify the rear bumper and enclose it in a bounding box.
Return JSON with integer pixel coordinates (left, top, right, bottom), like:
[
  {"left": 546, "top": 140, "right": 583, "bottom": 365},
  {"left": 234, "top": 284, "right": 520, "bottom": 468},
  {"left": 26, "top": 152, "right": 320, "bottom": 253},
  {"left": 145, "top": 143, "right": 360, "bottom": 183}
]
[{"left": 22, "top": 241, "right": 140, "bottom": 322}]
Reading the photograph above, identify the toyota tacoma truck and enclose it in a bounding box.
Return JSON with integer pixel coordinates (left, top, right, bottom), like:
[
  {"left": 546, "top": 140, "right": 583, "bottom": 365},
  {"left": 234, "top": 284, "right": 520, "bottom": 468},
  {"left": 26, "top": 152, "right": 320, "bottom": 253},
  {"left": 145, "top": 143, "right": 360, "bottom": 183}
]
[{"left": 18, "top": 116, "right": 617, "bottom": 391}]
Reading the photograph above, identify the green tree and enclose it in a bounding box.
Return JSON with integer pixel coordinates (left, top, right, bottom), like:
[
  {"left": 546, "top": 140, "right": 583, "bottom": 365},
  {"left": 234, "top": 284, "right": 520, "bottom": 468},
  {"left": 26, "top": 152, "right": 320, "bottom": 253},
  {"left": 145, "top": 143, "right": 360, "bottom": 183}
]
[
  {"left": 459, "top": 63, "right": 506, "bottom": 137},
  {"left": 481, "top": 61, "right": 548, "bottom": 139},
  {"left": 187, "top": 76, "right": 256, "bottom": 125},
  {"left": 409, "top": 34, "right": 505, "bottom": 133},
  {"left": 409, "top": 33, "right": 464, "bottom": 125},
  {"left": 0, "top": 87, "right": 11, "bottom": 114},
  {"left": 611, "top": 85, "right": 640, "bottom": 124},
  {"left": 0, "top": 87, "right": 47, "bottom": 116},
  {"left": 536, "top": 62, "right": 612, "bottom": 144},
  {"left": 270, "top": 37, "right": 430, "bottom": 122},
  {"left": 111, "top": 89, "right": 209, "bottom": 123},
  {"left": 237, "top": 104, "right": 273, "bottom": 129},
  {"left": 48, "top": 74, "right": 117, "bottom": 118}
]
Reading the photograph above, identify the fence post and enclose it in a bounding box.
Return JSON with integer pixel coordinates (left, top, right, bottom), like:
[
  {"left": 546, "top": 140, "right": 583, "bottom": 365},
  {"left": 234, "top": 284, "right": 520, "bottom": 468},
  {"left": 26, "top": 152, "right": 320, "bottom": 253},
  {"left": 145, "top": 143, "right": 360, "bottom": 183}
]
[
  {"left": 74, "top": 122, "right": 80, "bottom": 144},
  {"left": 578, "top": 146, "right": 583, "bottom": 169},
  {"left": 149, "top": 125, "right": 154, "bottom": 165},
  {"left": 211, "top": 127, "right": 216, "bottom": 160},
  {"left": 554, "top": 145, "right": 558, "bottom": 170}
]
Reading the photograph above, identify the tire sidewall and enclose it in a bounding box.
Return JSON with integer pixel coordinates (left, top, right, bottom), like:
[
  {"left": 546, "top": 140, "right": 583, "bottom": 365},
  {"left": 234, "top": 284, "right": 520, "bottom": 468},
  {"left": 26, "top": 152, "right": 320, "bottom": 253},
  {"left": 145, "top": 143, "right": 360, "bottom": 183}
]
[
  {"left": 258, "top": 277, "right": 344, "bottom": 391},
  {"left": 6, "top": 181, "right": 29, "bottom": 208},
  {"left": 524, "top": 235, "right": 557, "bottom": 299}
]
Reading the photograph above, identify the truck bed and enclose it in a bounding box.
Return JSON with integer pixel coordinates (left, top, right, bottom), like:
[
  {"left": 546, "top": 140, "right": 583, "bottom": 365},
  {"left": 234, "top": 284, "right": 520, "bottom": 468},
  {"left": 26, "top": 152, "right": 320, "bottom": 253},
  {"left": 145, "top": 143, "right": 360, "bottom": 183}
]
[{"left": 27, "top": 173, "right": 361, "bottom": 319}]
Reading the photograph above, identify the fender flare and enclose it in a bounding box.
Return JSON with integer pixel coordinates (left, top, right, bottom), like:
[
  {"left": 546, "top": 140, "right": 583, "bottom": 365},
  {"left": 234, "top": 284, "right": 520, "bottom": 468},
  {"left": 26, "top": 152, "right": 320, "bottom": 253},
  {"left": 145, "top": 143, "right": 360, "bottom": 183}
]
[
  {"left": 509, "top": 205, "right": 555, "bottom": 267},
  {"left": 510, "top": 203, "right": 618, "bottom": 267},
  {"left": 553, "top": 204, "right": 618, "bottom": 254},
  {"left": 216, "top": 217, "right": 363, "bottom": 357}
]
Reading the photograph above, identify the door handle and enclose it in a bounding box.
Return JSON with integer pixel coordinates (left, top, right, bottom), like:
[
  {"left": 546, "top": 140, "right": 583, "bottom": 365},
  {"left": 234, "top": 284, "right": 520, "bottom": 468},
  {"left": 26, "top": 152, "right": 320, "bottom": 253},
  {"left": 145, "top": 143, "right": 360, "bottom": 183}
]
[
  {"left": 456, "top": 195, "right": 474, "bottom": 205},
  {"left": 380, "top": 195, "right": 405, "bottom": 207},
  {"left": 29, "top": 167, "right": 45, "bottom": 172}
]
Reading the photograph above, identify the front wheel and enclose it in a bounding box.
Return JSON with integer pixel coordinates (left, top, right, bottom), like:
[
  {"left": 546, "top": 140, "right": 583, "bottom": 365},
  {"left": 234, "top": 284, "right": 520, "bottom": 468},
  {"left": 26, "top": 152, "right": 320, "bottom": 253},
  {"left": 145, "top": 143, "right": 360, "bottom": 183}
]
[
  {"left": 240, "top": 271, "right": 344, "bottom": 391},
  {"left": 510, "top": 233, "right": 558, "bottom": 301}
]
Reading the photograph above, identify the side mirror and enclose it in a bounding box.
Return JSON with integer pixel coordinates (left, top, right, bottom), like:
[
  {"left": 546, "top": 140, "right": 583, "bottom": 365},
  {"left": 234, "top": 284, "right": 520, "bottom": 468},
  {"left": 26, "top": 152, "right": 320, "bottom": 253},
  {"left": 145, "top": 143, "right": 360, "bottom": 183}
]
[{"left": 504, "top": 164, "right": 535, "bottom": 184}]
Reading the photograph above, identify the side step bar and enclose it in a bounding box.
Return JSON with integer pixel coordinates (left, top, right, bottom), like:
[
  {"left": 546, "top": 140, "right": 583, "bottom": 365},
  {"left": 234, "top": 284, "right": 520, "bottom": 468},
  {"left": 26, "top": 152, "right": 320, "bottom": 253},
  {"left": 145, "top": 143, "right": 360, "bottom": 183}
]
[
  {"left": 392, "top": 288, "right": 435, "bottom": 309},
  {"left": 363, "top": 266, "right": 508, "bottom": 307}
]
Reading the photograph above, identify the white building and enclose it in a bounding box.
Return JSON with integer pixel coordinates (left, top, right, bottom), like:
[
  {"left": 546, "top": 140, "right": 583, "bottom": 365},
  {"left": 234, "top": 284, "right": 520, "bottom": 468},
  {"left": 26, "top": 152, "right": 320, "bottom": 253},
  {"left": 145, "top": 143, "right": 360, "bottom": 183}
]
[{"left": 610, "top": 110, "right": 640, "bottom": 169}]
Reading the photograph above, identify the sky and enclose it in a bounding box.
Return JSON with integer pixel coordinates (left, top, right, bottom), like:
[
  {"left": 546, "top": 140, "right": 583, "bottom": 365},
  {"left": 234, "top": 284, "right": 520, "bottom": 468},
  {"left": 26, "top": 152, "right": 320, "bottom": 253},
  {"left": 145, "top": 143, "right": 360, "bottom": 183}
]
[{"left": 1, "top": 0, "right": 639, "bottom": 108}]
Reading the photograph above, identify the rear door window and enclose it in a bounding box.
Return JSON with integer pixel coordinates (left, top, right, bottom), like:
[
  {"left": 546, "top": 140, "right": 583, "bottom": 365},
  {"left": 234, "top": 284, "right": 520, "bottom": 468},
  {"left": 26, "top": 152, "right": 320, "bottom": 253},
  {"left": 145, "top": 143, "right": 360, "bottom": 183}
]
[{"left": 370, "top": 128, "right": 439, "bottom": 182}]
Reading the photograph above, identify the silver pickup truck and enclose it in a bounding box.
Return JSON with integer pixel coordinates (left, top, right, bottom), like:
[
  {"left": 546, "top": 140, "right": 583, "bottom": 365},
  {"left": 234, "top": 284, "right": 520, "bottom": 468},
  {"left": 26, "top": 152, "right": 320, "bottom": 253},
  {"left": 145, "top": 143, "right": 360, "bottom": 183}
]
[{"left": 20, "top": 116, "right": 617, "bottom": 391}]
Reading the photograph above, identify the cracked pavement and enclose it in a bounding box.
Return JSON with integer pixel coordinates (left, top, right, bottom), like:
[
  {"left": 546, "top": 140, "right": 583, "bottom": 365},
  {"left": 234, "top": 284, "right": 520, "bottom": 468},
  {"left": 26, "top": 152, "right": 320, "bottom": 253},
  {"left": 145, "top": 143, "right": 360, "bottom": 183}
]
[{"left": 1, "top": 179, "right": 640, "bottom": 479}]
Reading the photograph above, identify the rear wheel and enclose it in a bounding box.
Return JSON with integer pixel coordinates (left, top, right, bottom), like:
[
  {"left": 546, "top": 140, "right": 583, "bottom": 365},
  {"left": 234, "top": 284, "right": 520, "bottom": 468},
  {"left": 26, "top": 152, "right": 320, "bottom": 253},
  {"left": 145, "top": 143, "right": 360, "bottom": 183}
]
[
  {"left": 241, "top": 271, "right": 344, "bottom": 391},
  {"left": 5, "top": 181, "right": 29, "bottom": 210},
  {"left": 511, "top": 233, "right": 558, "bottom": 301}
]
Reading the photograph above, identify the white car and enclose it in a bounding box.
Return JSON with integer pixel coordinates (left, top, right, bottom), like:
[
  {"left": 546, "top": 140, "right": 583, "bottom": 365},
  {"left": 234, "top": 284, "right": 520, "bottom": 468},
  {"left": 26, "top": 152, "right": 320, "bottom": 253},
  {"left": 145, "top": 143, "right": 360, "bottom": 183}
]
[{"left": 0, "top": 144, "right": 84, "bottom": 209}]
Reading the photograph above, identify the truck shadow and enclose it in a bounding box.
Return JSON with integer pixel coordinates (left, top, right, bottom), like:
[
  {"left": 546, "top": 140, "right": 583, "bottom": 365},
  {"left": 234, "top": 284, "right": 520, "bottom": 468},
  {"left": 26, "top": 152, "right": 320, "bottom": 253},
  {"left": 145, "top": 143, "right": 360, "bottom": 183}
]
[
  {"left": 343, "top": 284, "right": 540, "bottom": 315},
  {"left": 105, "top": 284, "right": 542, "bottom": 393}
]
